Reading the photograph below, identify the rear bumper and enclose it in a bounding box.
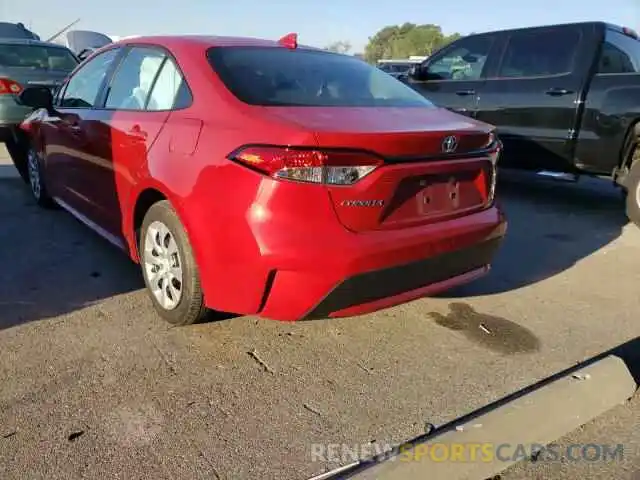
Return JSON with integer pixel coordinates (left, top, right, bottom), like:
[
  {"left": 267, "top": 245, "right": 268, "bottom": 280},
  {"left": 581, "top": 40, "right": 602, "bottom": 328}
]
[{"left": 257, "top": 206, "right": 506, "bottom": 321}]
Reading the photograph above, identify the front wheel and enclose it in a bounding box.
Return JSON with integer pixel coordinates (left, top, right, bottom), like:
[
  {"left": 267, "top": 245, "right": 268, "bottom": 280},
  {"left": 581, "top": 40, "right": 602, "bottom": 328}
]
[
  {"left": 625, "top": 150, "right": 640, "bottom": 228},
  {"left": 26, "top": 144, "right": 55, "bottom": 208},
  {"left": 139, "top": 201, "right": 208, "bottom": 325}
]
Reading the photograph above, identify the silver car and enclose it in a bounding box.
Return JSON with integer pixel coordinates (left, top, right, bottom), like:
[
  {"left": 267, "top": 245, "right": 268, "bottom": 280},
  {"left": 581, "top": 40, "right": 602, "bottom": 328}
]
[{"left": 0, "top": 38, "right": 79, "bottom": 182}]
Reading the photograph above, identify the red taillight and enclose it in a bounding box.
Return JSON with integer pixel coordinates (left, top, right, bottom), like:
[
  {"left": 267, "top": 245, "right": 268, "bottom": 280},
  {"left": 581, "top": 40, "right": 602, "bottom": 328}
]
[
  {"left": 0, "top": 78, "right": 23, "bottom": 95},
  {"left": 229, "top": 146, "right": 382, "bottom": 185}
]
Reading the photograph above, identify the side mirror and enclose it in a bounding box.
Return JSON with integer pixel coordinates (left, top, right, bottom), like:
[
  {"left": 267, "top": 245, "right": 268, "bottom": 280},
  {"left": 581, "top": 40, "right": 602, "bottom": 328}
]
[
  {"left": 18, "top": 86, "right": 54, "bottom": 111},
  {"left": 408, "top": 64, "right": 433, "bottom": 81}
]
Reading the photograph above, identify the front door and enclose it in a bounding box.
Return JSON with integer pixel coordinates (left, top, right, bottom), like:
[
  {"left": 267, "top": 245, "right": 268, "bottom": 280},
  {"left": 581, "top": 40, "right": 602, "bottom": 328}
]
[
  {"left": 44, "top": 47, "right": 122, "bottom": 217},
  {"left": 408, "top": 34, "right": 499, "bottom": 117}
]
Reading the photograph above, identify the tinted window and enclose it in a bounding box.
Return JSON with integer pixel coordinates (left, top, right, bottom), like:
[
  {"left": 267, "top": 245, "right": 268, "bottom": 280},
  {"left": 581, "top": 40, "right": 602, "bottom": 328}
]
[
  {"left": 426, "top": 36, "right": 493, "bottom": 81},
  {"left": 0, "top": 44, "right": 78, "bottom": 71},
  {"left": 207, "top": 47, "right": 434, "bottom": 107},
  {"left": 498, "top": 28, "right": 580, "bottom": 78},
  {"left": 379, "top": 62, "right": 411, "bottom": 74},
  {"left": 60, "top": 48, "right": 119, "bottom": 108},
  {"left": 598, "top": 30, "right": 640, "bottom": 74},
  {"left": 147, "top": 58, "right": 191, "bottom": 110},
  {"left": 105, "top": 47, "right": 165, "bottom": 110}
]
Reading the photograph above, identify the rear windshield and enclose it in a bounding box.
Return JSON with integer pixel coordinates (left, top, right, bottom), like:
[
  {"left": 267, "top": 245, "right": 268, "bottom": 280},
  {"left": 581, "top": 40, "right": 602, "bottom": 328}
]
[
  {"left": 207, "top": 47, "right": 434, "bottom": 107},
  {"left": 0, "top": 44, "right": 78, "bottom": 71}
]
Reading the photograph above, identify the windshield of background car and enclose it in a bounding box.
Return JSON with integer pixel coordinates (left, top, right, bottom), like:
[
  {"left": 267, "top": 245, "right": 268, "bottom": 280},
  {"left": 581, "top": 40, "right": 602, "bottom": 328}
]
[
  {"left": 0, "top": 44, "right": 78, "bottom": 71},
  {"left": 207, "top": 46, "right": 435, "bottom": 107},
  {"left": 378, "top": 62, "right": 412, "bottom": 73}
]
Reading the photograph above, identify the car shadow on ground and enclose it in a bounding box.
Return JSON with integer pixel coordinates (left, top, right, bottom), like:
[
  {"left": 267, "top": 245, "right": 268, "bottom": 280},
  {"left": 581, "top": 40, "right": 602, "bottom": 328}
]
[
  {"left": 0, "top": 174, "right": 235, "bottom": 330},
  {"left": 439, "top": 170, "right": 628, "bottom": 298},
  {"left": 0, "top": 177, "right": 144, "bottom": 330}
]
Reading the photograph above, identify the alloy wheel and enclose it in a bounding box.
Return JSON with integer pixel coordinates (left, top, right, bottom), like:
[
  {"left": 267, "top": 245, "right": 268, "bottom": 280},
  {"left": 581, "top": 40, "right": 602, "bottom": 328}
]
[
  {"left": 27, "top": 148, "right": 41, "bottom": 200},
  {"left": 143, "top": 220, "right": 184, "bottom": 310}
]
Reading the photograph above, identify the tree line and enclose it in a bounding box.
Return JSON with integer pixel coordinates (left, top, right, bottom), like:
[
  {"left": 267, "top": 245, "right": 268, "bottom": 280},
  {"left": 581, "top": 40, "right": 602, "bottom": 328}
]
[{"left": 325, "top": 23, "right": 464, "bottom": 62}]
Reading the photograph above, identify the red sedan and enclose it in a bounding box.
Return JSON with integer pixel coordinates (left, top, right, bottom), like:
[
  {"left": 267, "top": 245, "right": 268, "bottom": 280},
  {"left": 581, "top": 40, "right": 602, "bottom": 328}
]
[{"left": 17, "top": 33, "right": 507, "bottom": 325}]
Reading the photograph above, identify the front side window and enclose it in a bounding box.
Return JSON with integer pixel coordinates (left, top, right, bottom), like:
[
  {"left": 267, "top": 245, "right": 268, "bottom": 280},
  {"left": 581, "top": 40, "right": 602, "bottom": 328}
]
[
  {"left": 425, "top": 36, "right": 494, "bottom": 81},
  {"left": 598, "top": 30, "right": 640, "bottom": 74},
  {"left": 105, "top": 47, "right": 166, "bottom": 110},
  {"left": 60, "top": 48, "right": 120, "bottom": 108},
  {"left": 207, "top": 47, "right": 434, "bottom": 107},
  {"left": 497, "top": 28, "right": 581, "bottom": 78}
]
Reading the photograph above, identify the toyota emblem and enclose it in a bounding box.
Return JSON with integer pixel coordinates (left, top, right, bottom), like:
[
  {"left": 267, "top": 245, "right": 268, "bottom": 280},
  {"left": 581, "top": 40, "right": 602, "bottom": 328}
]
[{"left": 442, "top": 135, "right": 458, "bottom": 153}]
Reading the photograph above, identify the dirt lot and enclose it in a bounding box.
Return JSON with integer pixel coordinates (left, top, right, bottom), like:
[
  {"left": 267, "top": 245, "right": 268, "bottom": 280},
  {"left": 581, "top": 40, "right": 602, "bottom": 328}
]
[{"left": 1, "top": 150, "right": 639, "bottom": 480}]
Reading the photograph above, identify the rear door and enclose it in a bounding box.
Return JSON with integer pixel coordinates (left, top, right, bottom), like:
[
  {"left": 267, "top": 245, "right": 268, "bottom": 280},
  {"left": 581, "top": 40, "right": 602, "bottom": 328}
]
[
  {"left": 475, "top": 24, "right": 594, "bottom": 171},
  {"left": 408, "top": 34, "right": 500, "bottom": 117},
  {"left": 84, "top": 45, "right": 190, "bottom": 238},
  {"left": 574, "top": 28, "right": 640, "bottom": 174}
]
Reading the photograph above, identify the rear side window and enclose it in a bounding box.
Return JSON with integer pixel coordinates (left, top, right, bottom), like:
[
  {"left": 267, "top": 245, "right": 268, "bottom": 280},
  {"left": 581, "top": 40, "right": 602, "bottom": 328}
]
[
  {"left": 207, "top": 47, "right": 434, "bottom": 107},
  {"left": 0, "top": 44, "right": 78, "bottom": 71},
  {"left": 105, "top": 47, "right": 166, "bottom": 110},
  {"left": 497, "top": 28, "right": 581, "bottom": 78},
  {"left": 146, "top": 58, "right": 191, "bottom": 110},
  {"left": 598, "top": 30, "right": 640, "bottom": 74}
]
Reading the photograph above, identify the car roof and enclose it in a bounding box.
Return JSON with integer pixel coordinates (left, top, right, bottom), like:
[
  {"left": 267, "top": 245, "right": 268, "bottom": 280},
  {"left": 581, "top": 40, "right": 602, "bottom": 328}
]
[
  {"left": 115, "top": 35, "right": 320, "bottom": 50},
  {"left": 0, "top": 37, "right": 71, "bottom": 49}
]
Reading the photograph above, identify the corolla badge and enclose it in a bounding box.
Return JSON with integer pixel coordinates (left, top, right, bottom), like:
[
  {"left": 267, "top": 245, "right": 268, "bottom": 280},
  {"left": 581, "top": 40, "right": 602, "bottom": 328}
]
[
  {"left": 340, "top": 199, "right": 385, "bottom": 207},
  {"left": 441, "top": 135, "right": 458, "bottom": 153}
]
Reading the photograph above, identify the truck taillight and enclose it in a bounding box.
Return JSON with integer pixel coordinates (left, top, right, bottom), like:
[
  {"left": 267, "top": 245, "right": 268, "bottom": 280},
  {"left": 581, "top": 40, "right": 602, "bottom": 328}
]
[
  {"left": 228, "top": 146, "right": 382, "bottom": 185},
  {"left": 0, "top": 78, "right": 23, "bottom": 95}
]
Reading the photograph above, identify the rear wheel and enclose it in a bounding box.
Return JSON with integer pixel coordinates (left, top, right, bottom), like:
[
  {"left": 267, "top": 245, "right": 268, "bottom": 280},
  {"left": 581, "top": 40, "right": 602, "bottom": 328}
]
[
  {"left": 625, "top": 146, "right": 640, "bottom": 227},
  {"left": 5, "top": 131, "right": 29, "bottom": 184},
  {"left": 139, "top": 201, "right": 208, "bottom": 325}
]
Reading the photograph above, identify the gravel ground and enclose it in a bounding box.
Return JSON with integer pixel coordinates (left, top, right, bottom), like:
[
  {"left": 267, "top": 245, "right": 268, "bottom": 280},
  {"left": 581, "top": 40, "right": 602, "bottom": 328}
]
[{"left": 1, "top": 149, "right": 639, "bottom": 480}]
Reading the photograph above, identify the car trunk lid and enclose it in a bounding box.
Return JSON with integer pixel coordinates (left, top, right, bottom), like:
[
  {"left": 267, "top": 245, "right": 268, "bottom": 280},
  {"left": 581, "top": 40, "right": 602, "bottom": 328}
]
[{"left": 263, "top": 106, "right": 497, "bottom": 232}]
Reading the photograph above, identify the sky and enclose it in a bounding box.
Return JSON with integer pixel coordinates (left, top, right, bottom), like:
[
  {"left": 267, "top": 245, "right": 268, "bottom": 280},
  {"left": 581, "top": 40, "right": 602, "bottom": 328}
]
[{"left": 2, "top": 0, "right": 639, "bottom": 53}]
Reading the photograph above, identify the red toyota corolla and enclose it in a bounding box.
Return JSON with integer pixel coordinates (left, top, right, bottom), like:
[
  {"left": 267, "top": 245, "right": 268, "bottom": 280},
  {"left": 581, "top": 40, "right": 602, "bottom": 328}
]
[{"left": 17, "top": 34, "right": 506, "bottom": 325}]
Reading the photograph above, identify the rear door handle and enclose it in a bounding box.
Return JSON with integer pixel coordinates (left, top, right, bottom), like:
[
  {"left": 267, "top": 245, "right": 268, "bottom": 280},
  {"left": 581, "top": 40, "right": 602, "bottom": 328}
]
[
  {"left": 455, "top": 89, "right": 475, "bottom": 96},
  {"left": 545, "top": 88, "right": 573, "bottom": 96}
]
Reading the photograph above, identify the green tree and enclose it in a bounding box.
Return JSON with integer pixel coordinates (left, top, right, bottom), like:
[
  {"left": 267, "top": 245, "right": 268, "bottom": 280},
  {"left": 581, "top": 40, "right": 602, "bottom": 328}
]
[
  {"left": 364, "top": 24, "right": 462, "bottom": 63},
  {"left": 325, "top": 40, "right": 352, "bottom": 54}
]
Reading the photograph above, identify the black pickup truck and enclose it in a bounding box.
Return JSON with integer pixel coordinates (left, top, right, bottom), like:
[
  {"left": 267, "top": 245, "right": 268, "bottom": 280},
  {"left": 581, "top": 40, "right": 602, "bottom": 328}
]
[{"left": 406, "top": 21, "right": 640, "bottom": 226}]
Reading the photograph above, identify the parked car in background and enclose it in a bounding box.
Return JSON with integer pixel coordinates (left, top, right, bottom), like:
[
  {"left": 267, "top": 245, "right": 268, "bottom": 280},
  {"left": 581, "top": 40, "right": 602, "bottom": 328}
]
[
  {"left": 63, "top": 30, "right": 113, "bottom": 60},
  {"left": 377, "top": 59, "right": 414, "bottom": 79},
  {"left": 407, "top": 22, "right": 640, "bottom": 227},
  {"left": 0, "top": 38, "right": 79, "bottom": 182},
  {"left": 0, "top": 22, "right": 40, "bottom": 40},
  {"left": 17, "top": 33, "right": 506, "bottom": 326}
]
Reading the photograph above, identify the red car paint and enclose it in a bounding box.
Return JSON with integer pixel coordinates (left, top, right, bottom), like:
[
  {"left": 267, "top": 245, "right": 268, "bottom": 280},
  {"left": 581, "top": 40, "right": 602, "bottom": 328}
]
[{"left": 23, "top": 35, "right": 507, "bottom": 321}]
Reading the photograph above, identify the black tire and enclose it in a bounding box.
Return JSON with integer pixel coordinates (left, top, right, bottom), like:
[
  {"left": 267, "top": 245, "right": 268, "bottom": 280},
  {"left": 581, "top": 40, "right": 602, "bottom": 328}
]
[
  {"left": 25, "top": 143, "right": 55, "bottom": 208},
  {"left": 625, "top": 148, "right": 640, "bottom": 228},
  {"left": 5, "top": 133, "right": 29, "bottom": 184},
  {"left": 139, "top": 200, "right": 208, "bottom": 325}
]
